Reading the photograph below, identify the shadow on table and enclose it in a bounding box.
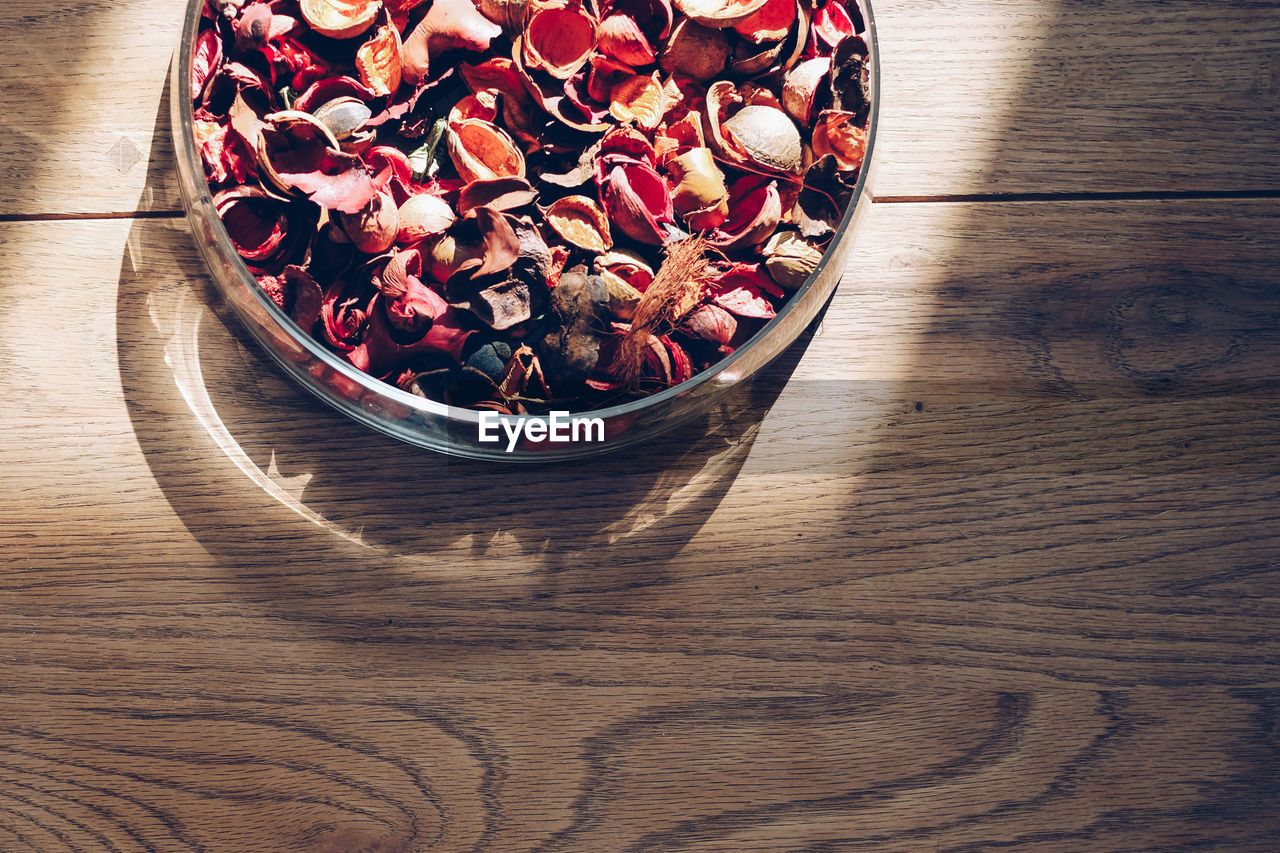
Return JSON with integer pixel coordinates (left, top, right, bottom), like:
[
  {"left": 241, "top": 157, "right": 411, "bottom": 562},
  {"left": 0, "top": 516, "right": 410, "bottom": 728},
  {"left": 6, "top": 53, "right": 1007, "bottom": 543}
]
[{"left": 116, "top": 86, "right": 822, "bottom": 601}]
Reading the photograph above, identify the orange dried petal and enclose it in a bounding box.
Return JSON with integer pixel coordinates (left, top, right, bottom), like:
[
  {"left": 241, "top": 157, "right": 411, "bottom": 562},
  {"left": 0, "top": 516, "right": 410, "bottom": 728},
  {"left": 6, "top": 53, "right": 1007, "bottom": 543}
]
[
  {"left": 731, "top": 0, "right": 794, "bottom": 43},
  {"left": 546, "top": 195, "right": 613, "bottom": 252},
  {"left": 356, "top": 21, "right": 403, "bottom": 97},
  {"left": 812, "top": 110, "right": 868, "bottom": 172}
]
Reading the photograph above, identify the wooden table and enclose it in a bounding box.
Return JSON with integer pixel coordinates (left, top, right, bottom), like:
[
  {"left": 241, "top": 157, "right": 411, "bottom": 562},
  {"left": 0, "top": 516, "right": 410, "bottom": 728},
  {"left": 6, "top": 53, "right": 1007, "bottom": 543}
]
[{"left": 3, "top": 1, "right": 1279, "bottom": 850}]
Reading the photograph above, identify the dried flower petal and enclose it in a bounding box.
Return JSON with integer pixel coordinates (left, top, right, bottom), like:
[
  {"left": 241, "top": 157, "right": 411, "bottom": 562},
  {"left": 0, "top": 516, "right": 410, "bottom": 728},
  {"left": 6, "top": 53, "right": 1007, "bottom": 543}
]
[
  {"left": 812, "top": 0, "right": 855, "bottom": 49},
  {"left": 338, "top": 188, "right": 399, "bottom": 253},
  {"left": 667, "top": 147, "right": 728, "bottom": 230},
  {"left": 708, "top": 175, "right": 781, "bottom": 249},
  {"left": 457, "top": 176, "right": 538, "bottom": 216},
  {"left": 598, "top": 14, "right": 657, "bottom": 66},
  {"left": 356, "top": 20, "right": 403, "bottom": 96},
  {"left": 707, "top": 262, "right": 783, "bottom": 318},
  {"left": 546, "top": 195, "right": 612, "bottom": 252},
  {"left": 599, "top": 159, "right": 676, "bottom": 245},
  {"left": 762, "top": 229, "right": 823, "bottom": 288}
]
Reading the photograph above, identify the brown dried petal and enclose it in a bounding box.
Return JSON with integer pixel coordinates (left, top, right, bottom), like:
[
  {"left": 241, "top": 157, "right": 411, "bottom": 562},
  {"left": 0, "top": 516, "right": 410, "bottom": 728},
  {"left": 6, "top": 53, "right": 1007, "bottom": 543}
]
[
  {"left": 299, "top": 0, "right": 381, "bottom": 39},
  {"left": 457, "top": 176, "right": 538, "bottom": 216},
  {"left": 476, "top": 0, "right": 530, "bottom": 32},
  {"left": 667, "top": 147, "right": 727, "bottom": 228},
  {"left": 446, "top": 118, "right": 527, "bottom": 183},
  {"left": 762, "top": 229, "right": 823, "bottom": 289},
  {"left": 356, "top": 20, "right": 403, "bottom": 97},
  {"left": 546, "top": 195, "right": 612, "bottom": 252},
  {"left": 659, "top": 18, "right": 728, "bottom": 81}
]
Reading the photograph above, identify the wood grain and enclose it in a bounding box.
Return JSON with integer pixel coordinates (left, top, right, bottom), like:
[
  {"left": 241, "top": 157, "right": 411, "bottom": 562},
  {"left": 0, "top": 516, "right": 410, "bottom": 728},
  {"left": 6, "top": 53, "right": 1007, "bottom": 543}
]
[
  {"left": 2, "top": 195, "right": 1279, "bottom": 849},
  {"left": 3, "top": 0, "right": 1279, "bottom": 216}
]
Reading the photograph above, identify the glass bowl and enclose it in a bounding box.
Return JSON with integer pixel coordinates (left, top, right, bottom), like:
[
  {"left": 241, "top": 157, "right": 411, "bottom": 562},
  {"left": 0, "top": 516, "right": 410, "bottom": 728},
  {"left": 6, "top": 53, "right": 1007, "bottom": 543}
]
[{"left": 170, "top": 0, "right": 879, "bottom": 462}]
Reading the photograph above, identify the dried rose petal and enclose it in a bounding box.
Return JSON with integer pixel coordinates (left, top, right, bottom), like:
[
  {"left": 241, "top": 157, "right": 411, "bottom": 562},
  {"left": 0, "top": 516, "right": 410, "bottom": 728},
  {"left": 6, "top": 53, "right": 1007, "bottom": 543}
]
[
  {"left": 812, "top": 0, "right": 855, "bottom": 49},
  {"left": 600, "top": 159, "right": 676, "bottom": 245},
  {"left": 299, "top": 0, "right": 381, "bottom": 39},
  {"left": 214, "top": 186, "right": 318, "bottom": 274},
  {"left": 546, "top": 195, "right": 612, "bottom": 252},
  {"left": 257, "top": 264, "right": 325, "bottom": 330},
  {"left": 192, "top": 28, "right": 223, "bottom": 101},
  {"left": 597, "top": 14, "right": 657, "bottom": 66},
  {"left": 356, "top": 20, "right": 403, "bottom": 96},
  {"left": 708, "top": 175, "right": 781, "bottom": 249},
  {"left": 446, "top": 118, "right": 526, "bottom": 183},
  {"left": 680, "top": 302, "right": 737, "bottom": 343},
  {"left": 707, "top": 262, "right": 783, "bottom": 318},
  {"left": 523, "top": 3, "right": 597, "bottom": 79},
  {"left": 475, "top": 0, "right": 530, "bottom": 32}
]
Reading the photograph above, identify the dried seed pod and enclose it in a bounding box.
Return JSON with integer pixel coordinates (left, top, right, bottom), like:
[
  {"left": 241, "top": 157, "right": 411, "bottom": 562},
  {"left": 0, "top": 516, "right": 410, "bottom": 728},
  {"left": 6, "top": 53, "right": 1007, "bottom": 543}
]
[
  {"left": 721, "top": 104, "right": 803, "bottom": 173},
  {"left": 667, "top": 148, "right": 728, "bottom": 230},
  {"left": 659, "top": 18, "right": 728, "bottom": 81},
  {"left": 762, "top": 229, "right": 823, "bottom": 288},
  {"left": 546, "top": 196, "right": 613, "bottom": 252},
  {"left": 299, "top": 0, "right": 381, "bottom": 39},
  {"left": 597, "top": 14, "right": 657, "bottom": 65},
  {"left": 522, "top": 3, "right": 597, "bottom": 79},
  {"left": 338, "top": 189, "right": 399, "bottom": 253},
  {"left": 355, "top": 20, "right": 403, "bottom": 97},
  {"left": 781, "top": 57, "right": 831, "bottom": 126},
  {"left": 476, "top": 0, "right": 530, "bottom": 32},
  {"left": 397, "top": 193, "right": 457, "bottom": 243},
  {"left": 312, "top": 97, "right": 373, "bottom": 142},
  {"left": 599, "top": 270, "right": 643, "bottom": 319},
  {"left": 680, "top": 302, "right": 737, "bottom": 343},
  {"left": 672, "top": 0, "right": 770, "bottom": 28},
  {"left": 446, "top": 118, "right": 527, "bottom": 183},
  {"left": 609, "top": 72, "right": 667, "bottom": 129}
]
